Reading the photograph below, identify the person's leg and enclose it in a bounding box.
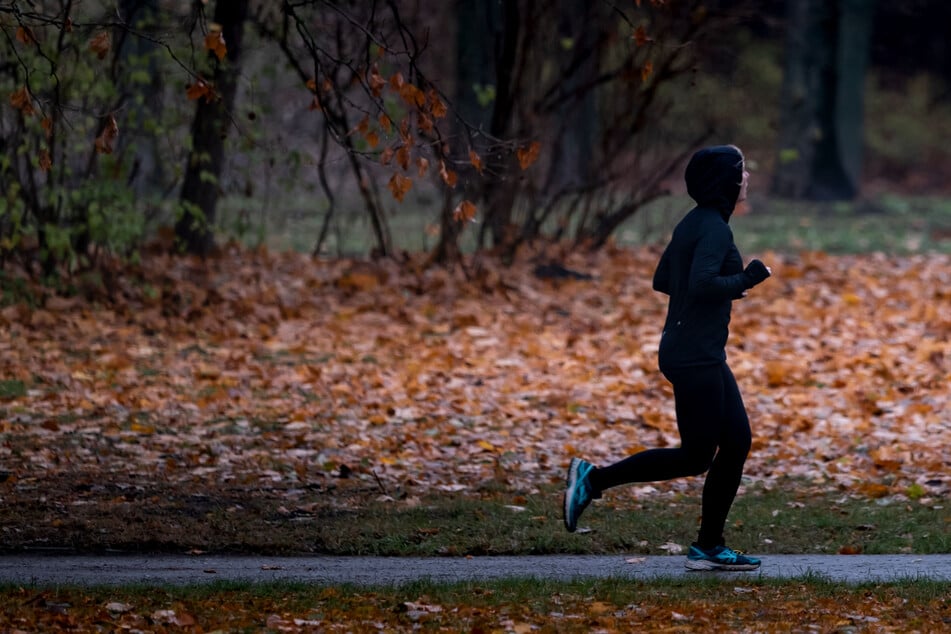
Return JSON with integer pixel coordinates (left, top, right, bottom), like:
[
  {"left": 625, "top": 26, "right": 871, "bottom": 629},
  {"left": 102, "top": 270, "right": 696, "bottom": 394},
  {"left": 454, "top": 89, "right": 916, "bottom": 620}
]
[
  {"left": 694, "top": 363, "right": 752, "bottom": 549},
  {"left": 589, "top": 364, "right": 723, "bottom": 493}
]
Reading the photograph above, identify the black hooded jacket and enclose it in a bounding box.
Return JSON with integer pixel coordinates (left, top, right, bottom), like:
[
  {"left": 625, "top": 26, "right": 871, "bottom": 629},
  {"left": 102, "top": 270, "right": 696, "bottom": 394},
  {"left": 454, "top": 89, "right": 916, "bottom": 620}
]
[{"left": 652, "top": 146, "right": 754, "bottom": 370}]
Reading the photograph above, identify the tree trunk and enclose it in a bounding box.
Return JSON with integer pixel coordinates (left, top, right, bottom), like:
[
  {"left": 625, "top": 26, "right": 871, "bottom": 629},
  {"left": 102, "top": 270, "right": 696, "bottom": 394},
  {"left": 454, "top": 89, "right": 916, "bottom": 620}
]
[
  {"left": 176, "top": 0, "right": 249, "bottom": 255},
  {"left": 431, "top": 0, "right": 500, "bottom": 264},
  {"left": 772, "top": 0, "right": 875, "bottom": 201},
  {"left": 478, "top": 0, "right": 521, "bottom": 252},
  {"left": 118, "top": 0, "right": 165, "bottom": 198},
  {"left": 822, "top": 0, "right": 874, "bottom": 199},
  {"left": 547, "top": 0, "right": 597, "bottom": 194}
]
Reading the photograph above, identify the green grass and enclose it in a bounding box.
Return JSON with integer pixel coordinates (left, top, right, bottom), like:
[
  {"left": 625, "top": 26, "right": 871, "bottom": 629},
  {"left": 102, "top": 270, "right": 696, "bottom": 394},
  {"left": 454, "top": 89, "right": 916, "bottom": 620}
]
[
  {"left": 615, "top": 193, "right": 951, "bottom": 254},
  {"left": 2, "top": 477, "right": 946, "bottom": 556},
  {"left": 220, "top": 191, "right": 951, "bottom": 256},
  {"left": 0, "top": 380, "right": 26, "bottom": 400},
  {"left": 310, "top": 482, "right": 949, "bottom": 557},
  {"left": 732, "top": 194, "right": 951, "bottom": 254}
]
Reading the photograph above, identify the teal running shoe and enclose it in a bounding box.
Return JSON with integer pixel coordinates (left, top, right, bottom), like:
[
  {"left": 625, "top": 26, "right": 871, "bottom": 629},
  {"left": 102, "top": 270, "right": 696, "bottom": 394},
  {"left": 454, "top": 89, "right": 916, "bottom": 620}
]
[
  {"left": 563, "top": 457, "right": 596, "bottom": 532},
  {"left": 685, "top": 544, "right": 761, "bottom": 571}
]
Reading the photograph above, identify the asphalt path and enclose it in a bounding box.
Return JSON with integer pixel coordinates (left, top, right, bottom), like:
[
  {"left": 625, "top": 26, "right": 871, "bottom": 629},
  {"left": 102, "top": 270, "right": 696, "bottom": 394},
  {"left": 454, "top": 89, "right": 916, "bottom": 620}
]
[{"left": 0, "top": 554, "right": 948, "bottom": 586}]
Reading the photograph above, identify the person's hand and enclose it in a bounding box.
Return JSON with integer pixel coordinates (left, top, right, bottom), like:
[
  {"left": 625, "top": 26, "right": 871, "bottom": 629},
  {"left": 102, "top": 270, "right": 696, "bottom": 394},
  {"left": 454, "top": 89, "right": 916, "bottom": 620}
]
[{"left": 743, "top": 259, "right": 771, "bottom": 288}]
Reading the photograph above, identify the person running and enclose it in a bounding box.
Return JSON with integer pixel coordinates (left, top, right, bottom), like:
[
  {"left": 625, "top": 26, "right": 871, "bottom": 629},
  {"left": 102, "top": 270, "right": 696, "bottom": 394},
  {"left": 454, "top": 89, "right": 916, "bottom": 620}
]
[{"left": 563, "top": 144, "right": 771, "bottom": 571}]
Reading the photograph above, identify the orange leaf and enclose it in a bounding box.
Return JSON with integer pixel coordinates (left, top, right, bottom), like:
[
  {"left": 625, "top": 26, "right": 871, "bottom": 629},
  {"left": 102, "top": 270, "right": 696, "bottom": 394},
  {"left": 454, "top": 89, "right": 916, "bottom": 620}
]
[
  {"left": 186, "top": 79, "right": 215, "bottom": 102},
  {"left": 387, "top": 173, "right": 412, "bottom": 202},
  {"left": 356, "top": 115, "right": 370, "bottom": 136},
  {"left": 368, "top": 65, "right": 386, "bottom": 97},
  {"left": 204, "top": 30, "right": 227, "bottom": 61},
  {"left": 439, "top": 160, "right": 458, "bottom": 187},
  {"left": 396, "top": 146, "right": 411, "bottom": 171},
  {"left": 632, "top": 25, "right": 652, "bottom": 47},
  {"left": 641, "top": 60, "right": 654, "bottom": 83},
  {"left": 94, "top": 115, "right": 119, "bottom": 155},
  {"left": 41, "top": 117, "right": 53, "bottom": 138},
  {"left": 416, "top": 157, "right": 429, "bottom": 176},
  {"left": 516, "top": 141, "right": 540, "bottom": 170},
  {"left": 16, "top": 26, "right": 36, "bottom": 45},
  {"left": 453, "top": 200, "right": 477, "bottom": 223},
  {"left": 418, "top": 113, "right": 434, "bottom": 134},
  {"left": 389, "top": 72, "right": 405, "bottom": 91},
  {"left": 365, "top": 130, "right": 380, "bottom": 149},
  {"left": 38, "top": 149, "right": 52, "bottom": 172},
  {"left": 9, "top": 86, "right": 34, "bottom": 117},
  {"left": 378, "top": 113, "right": 392, "bottom": 134},
  {"left": 399, "top": 82, "right": 425, "bottom": 108},
  {"left": 380, "top": 146, "right": 394, "bottom": 166},
  {"left": 89, "top": 31, "right": 111, "bottom": 60},
  {"left": 469, "top": 149, "right": 483, "bottom": 174},
  {"left": 399, "top": 118, "right": 412, "bottom": 144},
  {"left": 306, "top": 78, "right": 317, "bottom": 92},
  {"left": 428, "top": 89, "right": 447, "bottom": 118}
]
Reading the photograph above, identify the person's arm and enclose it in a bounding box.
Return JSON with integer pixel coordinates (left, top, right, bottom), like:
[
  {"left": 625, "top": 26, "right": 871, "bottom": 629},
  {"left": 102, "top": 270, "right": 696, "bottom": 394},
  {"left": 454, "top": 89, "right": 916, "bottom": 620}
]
[
  {"left": 724, "top": 244, "right": 747, "bottom": 299},
  {"left": 688, "top": 226, "right": 768, "bottom": 300},
  {"left": 652, "top": 246, "right": 672, "bottom": 295}
]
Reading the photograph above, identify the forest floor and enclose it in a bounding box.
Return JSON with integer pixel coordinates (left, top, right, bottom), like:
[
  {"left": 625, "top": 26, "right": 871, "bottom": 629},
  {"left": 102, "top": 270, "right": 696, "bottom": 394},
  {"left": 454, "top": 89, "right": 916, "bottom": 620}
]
[{"left": 0, "top": 246, "right": 947, "bottom": 555}]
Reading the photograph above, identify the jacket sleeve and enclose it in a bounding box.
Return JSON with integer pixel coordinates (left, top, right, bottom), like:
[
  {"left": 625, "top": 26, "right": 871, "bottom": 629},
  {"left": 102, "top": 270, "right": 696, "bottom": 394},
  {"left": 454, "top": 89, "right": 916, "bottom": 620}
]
[
  {"left": 652, "top": 246, "right": 672, "bottom": 295},
  {"left": 687, "top": 225, "right": 750, "bottom": 300}
]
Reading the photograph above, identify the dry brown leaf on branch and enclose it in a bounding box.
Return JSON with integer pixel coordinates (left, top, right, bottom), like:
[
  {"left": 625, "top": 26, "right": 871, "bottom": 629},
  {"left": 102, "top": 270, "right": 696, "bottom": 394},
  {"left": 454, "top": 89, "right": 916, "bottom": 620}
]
[
  {"left": 453, "top": 200, "right": 477, "bottom": 224},
  {"left": 642, "top": 61, "right": 654, "bottom": 82},
  {"left": 38, "top": 149, "right": 52, "bottom": 172},
  {"left": 9, "top": 86, "right": 35, "bottom": 117},
  {"left": 186, "top": 79, "right": 216, "bottom": 102},
  {"left": 439, "top": 160, "right": 458, "bottom": 187},
  {"left": 89, "top": 31, "right": 111, "bottom": 59},
  {"left": 368, "top": 65, "right": 387, "bottom": 96},
  {"left": 387, "top": 173, "right": 412, "bottom": 202},
  {"left": 469, "top": 149, "right": 484, "bottom": 174},
  {"left": 94, "top": 115, "right": 118, "bottom": 155},
  {"left": 416, "top": 157, "right": 429, "bottom": 176},
  {"left": 16, "top": 26, "right": 36, "bottom": 45},
  {"left": 204, "top": 28, "right": 227, "bottom": 61},
  {"left": 632, "top": 25, "right": 653, "bottom": 47},
  {"left": 516, "top": 142, "right": 540, "bottom": 170}
]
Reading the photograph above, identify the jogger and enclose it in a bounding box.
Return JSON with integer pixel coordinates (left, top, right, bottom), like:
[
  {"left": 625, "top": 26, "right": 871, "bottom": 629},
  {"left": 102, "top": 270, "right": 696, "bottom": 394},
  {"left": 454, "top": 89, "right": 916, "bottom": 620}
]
[{"left": 562, "top": 145, "right": 771, "bottom": 571}]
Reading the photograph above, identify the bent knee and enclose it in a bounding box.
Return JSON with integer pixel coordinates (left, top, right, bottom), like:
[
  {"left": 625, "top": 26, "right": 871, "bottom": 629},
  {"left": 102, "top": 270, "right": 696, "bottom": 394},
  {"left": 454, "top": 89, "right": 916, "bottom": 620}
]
[{"left": 683, "top": 448, "right": 716, "bottom": 475}]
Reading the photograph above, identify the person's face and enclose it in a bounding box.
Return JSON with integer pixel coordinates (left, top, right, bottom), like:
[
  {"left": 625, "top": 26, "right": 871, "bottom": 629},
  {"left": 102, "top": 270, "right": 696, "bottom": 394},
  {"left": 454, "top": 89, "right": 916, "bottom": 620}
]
[{"left": 737, "top": 168, "right": 750, "bottom": 202}]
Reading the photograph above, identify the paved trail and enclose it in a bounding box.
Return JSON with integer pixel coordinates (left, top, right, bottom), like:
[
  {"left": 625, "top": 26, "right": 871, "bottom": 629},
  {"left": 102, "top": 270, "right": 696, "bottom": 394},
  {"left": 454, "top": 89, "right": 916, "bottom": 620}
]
[{"left": 1, "top": 554, "right": 948, "bottom": 586}]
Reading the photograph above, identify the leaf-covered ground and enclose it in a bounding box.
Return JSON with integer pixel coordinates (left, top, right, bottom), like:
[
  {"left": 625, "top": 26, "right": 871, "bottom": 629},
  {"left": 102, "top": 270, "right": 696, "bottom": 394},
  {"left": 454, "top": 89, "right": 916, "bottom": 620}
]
[
  {"left": 0, "top": 247, "right": 948, "bottom": 550},
  {"left": 2, "top": 579, "right": 949, "bottom": 633}
]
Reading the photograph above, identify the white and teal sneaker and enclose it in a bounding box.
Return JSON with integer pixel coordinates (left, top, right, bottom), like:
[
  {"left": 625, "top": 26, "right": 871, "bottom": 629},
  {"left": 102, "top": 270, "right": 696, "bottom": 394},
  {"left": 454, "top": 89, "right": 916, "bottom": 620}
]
[
  {"left": 685, "top": 544, "right": 761, "bottom": 571},
  {"left": 563, "top": 457, "right": 596, "bottom": 532}
]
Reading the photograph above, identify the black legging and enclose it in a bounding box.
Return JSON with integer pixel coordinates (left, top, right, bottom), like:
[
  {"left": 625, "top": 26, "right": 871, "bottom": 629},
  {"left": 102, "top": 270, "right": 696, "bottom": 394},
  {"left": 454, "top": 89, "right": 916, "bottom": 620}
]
[{"left": 588, "top": 362, "right": 752, "bottom": 549}]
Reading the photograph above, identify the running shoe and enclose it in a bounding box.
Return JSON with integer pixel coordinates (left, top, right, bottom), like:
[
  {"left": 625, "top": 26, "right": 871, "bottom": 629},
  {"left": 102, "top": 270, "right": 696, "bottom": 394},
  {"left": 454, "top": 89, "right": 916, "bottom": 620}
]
[
  {"left": 685, "top": 544, "right": 761, "bottom": 571},
  {"left": 563, "top": 457, "right": 596, "bottom": 532}
]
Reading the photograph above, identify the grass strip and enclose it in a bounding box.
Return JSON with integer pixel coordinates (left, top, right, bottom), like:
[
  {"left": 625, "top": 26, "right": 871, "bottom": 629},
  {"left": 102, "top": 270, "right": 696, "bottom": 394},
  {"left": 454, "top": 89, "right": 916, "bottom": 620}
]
[{"left": 1, "top": 480, "right": 946, "bottom": 556}]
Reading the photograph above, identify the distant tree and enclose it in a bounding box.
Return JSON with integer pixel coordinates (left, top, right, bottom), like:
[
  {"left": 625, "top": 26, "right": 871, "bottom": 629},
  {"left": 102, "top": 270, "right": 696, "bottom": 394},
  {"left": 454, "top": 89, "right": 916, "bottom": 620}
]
[
  {"left": 176, "top": 0, "right": 250, "bottom": 256},
  {"left": 772, "top": 0, "right": 876, "bottom": 201}
]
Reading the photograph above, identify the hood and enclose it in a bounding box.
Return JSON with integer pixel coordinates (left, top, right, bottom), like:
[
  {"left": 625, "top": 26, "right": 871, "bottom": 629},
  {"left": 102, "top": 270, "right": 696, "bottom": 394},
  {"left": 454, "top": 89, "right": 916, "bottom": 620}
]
[{"left": 685, "top": 145, "right": 744, "bottom": 220}]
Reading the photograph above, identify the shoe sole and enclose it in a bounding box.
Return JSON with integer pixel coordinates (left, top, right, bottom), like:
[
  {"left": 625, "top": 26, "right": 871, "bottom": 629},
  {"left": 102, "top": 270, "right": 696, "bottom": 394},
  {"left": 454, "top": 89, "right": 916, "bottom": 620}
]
[
  {"left": 563, "top": 458, "right": 581, "bottom": 532},
  {"left": 685, "top": 558, "right": 760, "bottom": 571}
]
